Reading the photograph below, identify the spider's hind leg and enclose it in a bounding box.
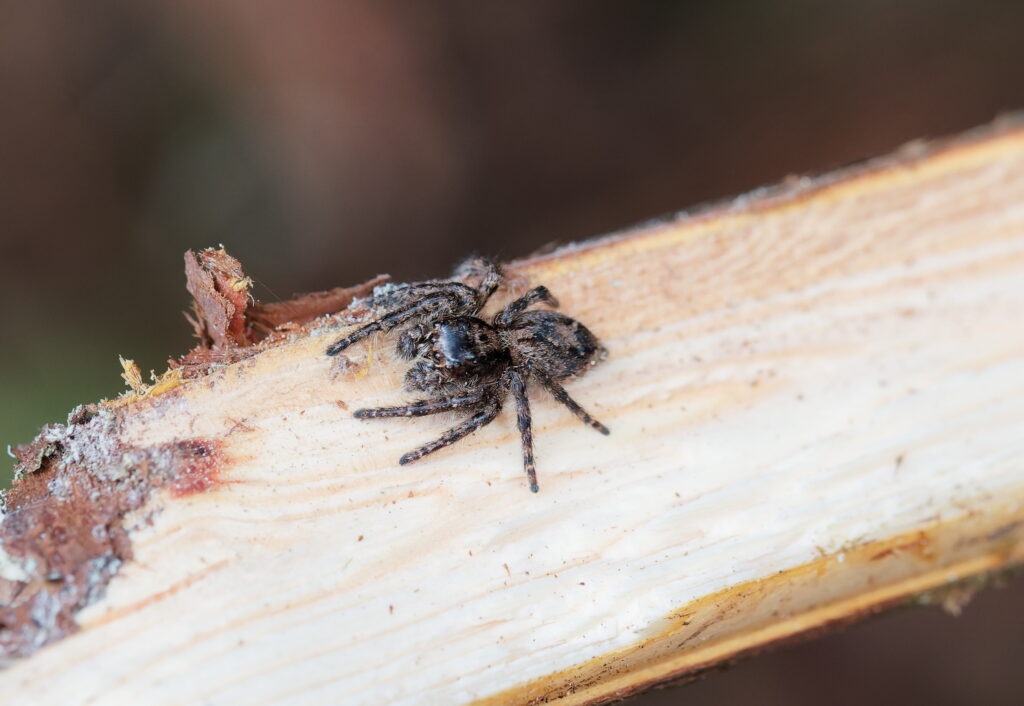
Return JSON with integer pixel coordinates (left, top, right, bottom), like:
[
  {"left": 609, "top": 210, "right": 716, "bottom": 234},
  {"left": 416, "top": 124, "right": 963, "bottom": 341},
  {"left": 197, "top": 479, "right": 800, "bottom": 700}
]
[
  {"left": 534, "top": 371, "right": 609, "bottom": 435},
  {"left": 504, "top": 369, "right": 539, "bottom": 492}
]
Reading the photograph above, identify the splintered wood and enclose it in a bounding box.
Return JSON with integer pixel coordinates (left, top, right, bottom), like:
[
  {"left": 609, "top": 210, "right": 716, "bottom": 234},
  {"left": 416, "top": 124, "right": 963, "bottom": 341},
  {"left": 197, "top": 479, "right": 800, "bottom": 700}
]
[{"left": 2, "top": 119, "right": 1024, "bottom": 705}]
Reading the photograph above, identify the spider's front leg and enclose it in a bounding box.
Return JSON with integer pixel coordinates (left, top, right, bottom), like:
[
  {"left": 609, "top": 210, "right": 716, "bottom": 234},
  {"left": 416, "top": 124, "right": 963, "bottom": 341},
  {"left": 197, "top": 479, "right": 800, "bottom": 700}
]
[
  {"left": 327, "top": 289, "right": 467, "bottom": 356},
  {"left": 452, "top": 256, "right": 503, "bottom": 308},
  {"left": 397, "top": 401, "right": 502, "bottom": 466},
  {"left": 354, "top": 392, "right": 486, "bottom": 419},
  {"left": 355, "top": 391, "right": 502, "bottom": 468}
]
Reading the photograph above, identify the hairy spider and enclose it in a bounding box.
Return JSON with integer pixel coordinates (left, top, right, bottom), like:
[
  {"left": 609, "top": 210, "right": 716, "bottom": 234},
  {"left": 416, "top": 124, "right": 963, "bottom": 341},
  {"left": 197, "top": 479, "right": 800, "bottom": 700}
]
[{"left": 326, "top": 257, "right": 609, "bottom": 492}]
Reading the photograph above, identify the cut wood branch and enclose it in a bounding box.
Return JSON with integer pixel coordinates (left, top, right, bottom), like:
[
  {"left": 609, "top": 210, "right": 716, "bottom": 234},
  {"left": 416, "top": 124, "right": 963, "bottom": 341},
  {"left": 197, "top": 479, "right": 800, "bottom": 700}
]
[{"left": 3, "top": 117, "right": 1024, "bottom": 705}]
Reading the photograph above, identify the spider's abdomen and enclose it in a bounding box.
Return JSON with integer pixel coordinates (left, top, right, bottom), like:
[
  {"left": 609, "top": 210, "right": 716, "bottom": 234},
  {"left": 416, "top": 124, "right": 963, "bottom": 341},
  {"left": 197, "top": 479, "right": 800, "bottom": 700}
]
[{"left": 508, "top": 311, "right": 605, "bottom": 380}]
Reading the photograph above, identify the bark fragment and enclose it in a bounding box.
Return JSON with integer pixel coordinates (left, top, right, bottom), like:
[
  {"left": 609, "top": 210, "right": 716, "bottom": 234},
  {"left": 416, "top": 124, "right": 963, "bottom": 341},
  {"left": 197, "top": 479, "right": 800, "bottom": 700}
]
[
  {"left": 174, "top": 246, "right": 386, "bottom": 380},
  {"left": 2, "top": 247, "right": 387, "bottom": 663},
  {"left": 0, "top": 406, "right": 226, "bottom": 663}
]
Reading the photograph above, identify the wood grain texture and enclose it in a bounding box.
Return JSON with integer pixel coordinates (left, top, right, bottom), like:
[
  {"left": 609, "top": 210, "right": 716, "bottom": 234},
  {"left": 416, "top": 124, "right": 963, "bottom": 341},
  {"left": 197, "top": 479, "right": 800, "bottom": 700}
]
[{"left": 2, "top": 119, "right": 1024, "bottom": 705}]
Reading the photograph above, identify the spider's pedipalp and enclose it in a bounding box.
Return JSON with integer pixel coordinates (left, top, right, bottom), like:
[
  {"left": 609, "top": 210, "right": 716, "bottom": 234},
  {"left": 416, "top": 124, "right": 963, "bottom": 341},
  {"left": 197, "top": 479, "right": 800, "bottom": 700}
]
[{"left": 396, "top": 323, "right": 431, "bottom": 359}]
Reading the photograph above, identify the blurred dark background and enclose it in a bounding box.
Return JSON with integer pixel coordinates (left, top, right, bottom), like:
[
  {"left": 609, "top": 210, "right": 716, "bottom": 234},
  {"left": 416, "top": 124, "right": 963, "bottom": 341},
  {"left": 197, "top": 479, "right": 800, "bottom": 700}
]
[{"left": 1, "top": 1, "right": 1022, "bottom": 703}]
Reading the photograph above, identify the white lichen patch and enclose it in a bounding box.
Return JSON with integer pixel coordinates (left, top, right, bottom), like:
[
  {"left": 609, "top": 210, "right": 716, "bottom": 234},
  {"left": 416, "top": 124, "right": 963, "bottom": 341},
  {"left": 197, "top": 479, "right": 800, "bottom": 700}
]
[{"left": 0, "top": 542, "right": 35, "bottom": 583}]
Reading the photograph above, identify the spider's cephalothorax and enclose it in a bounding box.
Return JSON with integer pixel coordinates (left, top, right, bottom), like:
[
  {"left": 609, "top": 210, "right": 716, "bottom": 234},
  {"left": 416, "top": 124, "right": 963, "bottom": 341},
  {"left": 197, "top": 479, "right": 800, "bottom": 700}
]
[{"left": 326, "top": 257, "right": 608, "bottom": 492}]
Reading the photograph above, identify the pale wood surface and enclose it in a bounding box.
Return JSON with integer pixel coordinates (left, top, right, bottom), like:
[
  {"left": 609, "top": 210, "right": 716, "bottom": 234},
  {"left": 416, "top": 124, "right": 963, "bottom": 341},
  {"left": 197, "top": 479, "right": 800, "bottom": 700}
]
[{"left": 3, "top": 121, "right": 1024, "bottom": 705}]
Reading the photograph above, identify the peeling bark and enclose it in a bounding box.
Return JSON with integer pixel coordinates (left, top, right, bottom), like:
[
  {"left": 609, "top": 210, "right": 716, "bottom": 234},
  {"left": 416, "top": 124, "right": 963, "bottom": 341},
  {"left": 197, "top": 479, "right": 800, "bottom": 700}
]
[
  {"left": 0, "top": 251, "right": 385, "bottom": 663},
  {"left": 175, "top": 246, "right": 387, "bottom": 379},
  {"left": 0, "top": 405, "right": 225, "bottom": 662}
]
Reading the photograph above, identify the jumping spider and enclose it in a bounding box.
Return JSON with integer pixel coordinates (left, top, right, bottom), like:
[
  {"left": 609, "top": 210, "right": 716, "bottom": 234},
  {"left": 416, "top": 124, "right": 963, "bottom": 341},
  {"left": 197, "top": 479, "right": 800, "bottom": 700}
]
[{"left": 326, "top": 257, "right": 609, "bottom": 492}]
